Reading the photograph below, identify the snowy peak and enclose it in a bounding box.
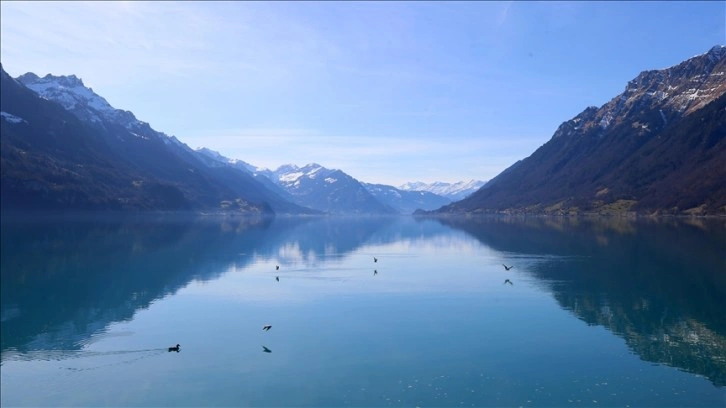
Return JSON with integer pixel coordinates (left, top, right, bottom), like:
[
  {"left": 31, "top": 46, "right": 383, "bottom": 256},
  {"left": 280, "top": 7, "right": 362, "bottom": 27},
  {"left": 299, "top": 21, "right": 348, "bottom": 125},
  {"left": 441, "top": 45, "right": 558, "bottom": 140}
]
[
  {"left": 363, "top": 182, "right": 452, "bottom": 214},
  {"left": 16, "top": 70, "right": 185, "bottom": 147},
  {"left": 398, "top": 181, "right": 428, "bottom": 191},
  {"left": 255, "top": 163, "right": 395, "bottom": 214},
  {"left": 434, "top": 45, "right": 726, "bottom": 216},
  {"left": 399, "top": 180, "right": 487, "bottom": 201},
  {"left": 269, "top": 163, "right": 331, "bottom": 186},
  {"left": 195, "top": 147, "right": 257, "bottom": 173},
  {"left": 16, "top": 72, "right": 115, "bottom": 122},
  {"left": 550, "top": 44, "right": 726, "bottom": 142},
  {"left": 196, "top": 147, "right": 227, "bottom": 162}
]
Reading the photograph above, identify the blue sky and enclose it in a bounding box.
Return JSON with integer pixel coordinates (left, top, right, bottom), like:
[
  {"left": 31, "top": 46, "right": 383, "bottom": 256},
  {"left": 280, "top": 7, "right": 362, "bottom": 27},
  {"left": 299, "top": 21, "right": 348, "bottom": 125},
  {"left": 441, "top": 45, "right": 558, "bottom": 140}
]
[{"left": 1, "top": 1, "right": 724, "bottom": 185}]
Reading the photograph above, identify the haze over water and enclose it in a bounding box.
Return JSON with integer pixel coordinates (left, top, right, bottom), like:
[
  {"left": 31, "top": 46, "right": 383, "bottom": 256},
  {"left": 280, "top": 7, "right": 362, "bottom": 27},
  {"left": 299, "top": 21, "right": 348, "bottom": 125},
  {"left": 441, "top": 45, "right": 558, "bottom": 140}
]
[{"left": 1, "top": 214, "right": 724, "bottom": 407}]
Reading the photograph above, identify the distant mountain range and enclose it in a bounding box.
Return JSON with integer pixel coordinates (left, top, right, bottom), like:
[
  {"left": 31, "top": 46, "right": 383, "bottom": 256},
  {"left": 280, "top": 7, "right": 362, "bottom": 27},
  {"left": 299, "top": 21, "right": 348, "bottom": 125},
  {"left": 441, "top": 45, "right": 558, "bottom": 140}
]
[
  {"left": 3, "top": 45, "right": 723, "bottom": 216},
  {"left": 363, "top": 182, "right": 452, "bottom": 215},
  {"left": 257, "top": 163, "right": 397, "bottom": 215},
  {"left": 431, "top": 45, "right": 726, "bottom": 216},
  {"left": 195, "top": 149, "right": 453, "bottom": 214},
  {"left": 1, "top": 67, "right": 313, "bottom": 214},
  {"left": 399, "top": 180, "right": 487, "bottom": 201},
  {"left": 0, "top": 70, "right": 461, "bottom": 215}
]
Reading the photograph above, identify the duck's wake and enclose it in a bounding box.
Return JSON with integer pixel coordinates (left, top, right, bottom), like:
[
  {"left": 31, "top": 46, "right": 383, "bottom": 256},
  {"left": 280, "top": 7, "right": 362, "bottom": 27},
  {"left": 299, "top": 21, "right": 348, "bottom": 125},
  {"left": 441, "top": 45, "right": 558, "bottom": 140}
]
[{"left": 1, "top": 347, "right": 169, "bottom": 372}]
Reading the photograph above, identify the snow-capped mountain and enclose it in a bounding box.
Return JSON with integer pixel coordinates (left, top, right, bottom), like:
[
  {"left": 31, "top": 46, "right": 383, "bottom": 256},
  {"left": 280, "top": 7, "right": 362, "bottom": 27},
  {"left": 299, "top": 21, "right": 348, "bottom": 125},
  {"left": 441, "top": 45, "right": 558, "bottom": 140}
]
[
  {"left": 258, "top": 164, "right": 397, "bottom": 215},
  {"left": 195, "top": 148, "right": 300, "bottom": 205},
  {"left": 195, "top": 147, "right": 257, "bottom": 173},
  {"left": 16, "top": 73, "right": 225, "bottom": 162},
  {"left": 363, "top": 183, "right": 451, "bottom": 214},
  {"left": 16, "top": 73, "right": 154, "bottom": 134},
  {"left": 436, "top": 45, "right": 726, "bottom": 215},
  {"left": 399, "top": 180, "right": 487, "bottom": 201},
  {"left": 550, "top": 45, "right": 726, "bottom": 142},
  {"left": 6, "top": 69, "right": 312, "bottom": 214}
]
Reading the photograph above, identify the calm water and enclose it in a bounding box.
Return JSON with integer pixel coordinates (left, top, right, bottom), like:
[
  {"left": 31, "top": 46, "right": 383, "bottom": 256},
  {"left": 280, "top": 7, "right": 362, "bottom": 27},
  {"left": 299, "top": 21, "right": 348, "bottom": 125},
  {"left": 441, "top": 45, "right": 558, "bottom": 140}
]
[{"left": 1, "top": 214, "right": 725, "bottom": 407}]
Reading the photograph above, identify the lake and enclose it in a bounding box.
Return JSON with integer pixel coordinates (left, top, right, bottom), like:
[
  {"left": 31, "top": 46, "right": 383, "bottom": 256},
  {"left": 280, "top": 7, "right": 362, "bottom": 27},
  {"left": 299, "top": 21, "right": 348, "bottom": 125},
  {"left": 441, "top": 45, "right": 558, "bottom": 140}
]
[{"left": 1, "top": 214, "right": 725, "bottom": 407}]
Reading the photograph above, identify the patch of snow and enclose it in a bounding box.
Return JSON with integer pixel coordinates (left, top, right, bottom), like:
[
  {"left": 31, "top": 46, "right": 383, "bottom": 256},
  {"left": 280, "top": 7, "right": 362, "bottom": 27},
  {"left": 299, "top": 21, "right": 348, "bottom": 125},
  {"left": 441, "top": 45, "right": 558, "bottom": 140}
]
[
  {"left": 280, "top": 172, "right": 304, "bottom": 183},
  {"left": 21, "top": 77, "right": 115, "bottom": 115},
  {"left": 0, "top": 111, "right": 26, "bottom": 124},
  {"left": 325, "top": 177, "right": 337, "bottom": 184},
  {"left": 130, "top": 132, "right": 150, "bottom": 140},
  {"left": 306, "top": 166, "right": 322, "bottom": 178},
  {"left": 599, "top": 114, "right": 612, "bottom": 129},
  {"left": 398, "top": 179, "right": 486, "bottom": 198},
  {"left": 399, "top": 182, "right": 427, "bottom": 191}
]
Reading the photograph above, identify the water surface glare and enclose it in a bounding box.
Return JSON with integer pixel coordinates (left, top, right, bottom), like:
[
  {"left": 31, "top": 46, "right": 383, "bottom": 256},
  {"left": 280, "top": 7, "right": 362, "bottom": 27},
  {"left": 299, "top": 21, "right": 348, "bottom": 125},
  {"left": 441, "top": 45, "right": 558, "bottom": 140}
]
[{"left": 1, "top": 214, "right": 725, "bottom": 406}]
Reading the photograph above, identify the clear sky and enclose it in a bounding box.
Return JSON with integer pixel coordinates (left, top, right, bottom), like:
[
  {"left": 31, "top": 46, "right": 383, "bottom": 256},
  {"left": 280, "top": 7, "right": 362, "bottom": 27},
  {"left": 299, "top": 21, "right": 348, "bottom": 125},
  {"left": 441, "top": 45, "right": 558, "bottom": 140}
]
[{"left": 1, "top": 1, "right": 724, "bottom": 185}]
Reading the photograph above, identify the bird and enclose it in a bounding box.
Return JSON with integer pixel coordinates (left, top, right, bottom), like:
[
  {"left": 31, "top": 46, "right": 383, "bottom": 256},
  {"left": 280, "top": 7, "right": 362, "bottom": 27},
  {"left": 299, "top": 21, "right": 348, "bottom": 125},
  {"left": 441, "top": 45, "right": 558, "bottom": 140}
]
[
  {"left": 262, "top": 346, "right": 272, "bottom": 353},
  {"left": 502, "top": 264, "right": 514, "bottom": 271},
  {"left": 276, "top": 265, "right": 279, "bottom": 270},
  {"left": 168, "top": 344, "right": 180, "bottom": 352},
  {"left": 504, "top": 279, "right": 513, "bottom": 286},
  {"left": 263, "top": 325, "right": 272, "bottom": 331},
  {"left": 276, "top": 276, "right": 279, "bottom": 282},
  {"left": 374, "top": 270, "right": 378, "bottom": 276},
  {"left": 374, "top": 257, "right": 378, "bottom": 263}
]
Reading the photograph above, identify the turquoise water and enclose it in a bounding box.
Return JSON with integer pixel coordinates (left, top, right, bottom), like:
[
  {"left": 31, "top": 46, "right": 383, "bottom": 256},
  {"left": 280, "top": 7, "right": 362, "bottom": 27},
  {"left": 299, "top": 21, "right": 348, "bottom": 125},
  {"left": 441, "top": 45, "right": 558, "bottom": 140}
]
[{"left": 1, "top": 214, "right": 724, "bottom": 407}]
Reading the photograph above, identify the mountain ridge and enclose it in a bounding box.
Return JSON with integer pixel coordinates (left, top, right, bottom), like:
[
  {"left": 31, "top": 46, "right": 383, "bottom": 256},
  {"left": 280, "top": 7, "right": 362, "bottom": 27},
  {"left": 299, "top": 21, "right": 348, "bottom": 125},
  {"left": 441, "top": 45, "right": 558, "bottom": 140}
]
[
  {"left": 3, "top": 66, "right": 314, "bottom": 214},
  {"left": 256, "top": 164, "right": 398, "bottom": 215},
  {"left": 432, "top": 45, "right": 726, "bottom": 216},
  {"left": 399, "top": 180, "right": 487, "bottom": 201}
]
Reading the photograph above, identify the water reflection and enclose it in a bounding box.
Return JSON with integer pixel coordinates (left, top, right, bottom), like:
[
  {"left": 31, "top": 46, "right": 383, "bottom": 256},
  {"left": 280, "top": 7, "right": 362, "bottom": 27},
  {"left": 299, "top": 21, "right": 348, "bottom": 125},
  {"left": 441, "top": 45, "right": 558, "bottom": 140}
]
[
  {"left": 437, "top": 215, "right": 726, "bottom": 387},
  {"left": 0, "top": 213, "right": 451, "bottom": 359},
  {"left": 3, "top": 212, "right": 725, "bottom": 393}
]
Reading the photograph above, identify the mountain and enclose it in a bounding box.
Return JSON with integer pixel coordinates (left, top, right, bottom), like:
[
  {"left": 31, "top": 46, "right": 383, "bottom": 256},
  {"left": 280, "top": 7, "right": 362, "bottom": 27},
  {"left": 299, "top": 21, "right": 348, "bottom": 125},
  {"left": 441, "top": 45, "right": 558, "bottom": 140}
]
[
  {"left": 195, "top": 147, "right": 257, "bottom": 173},
  {"left": 399, "top": 180, "right": 487, "bottom": 201},
  {"left": 434, "top": 45, "right": 726, "bottom": 216},
  {"left": 258, "top": 164, "right": 397, "bottom": 215},
  {"left": 435, "top": 216, "right": 726, "bottom": 387},
  {"left": 193, "top": 148, "right": 447, "bottom": 214},
  {"left": 363, "top": 183, "right": 451, "bottom": 214},
  {"left": 194, "top": 147, "right": 304, "bottom": 209},
  {"left": 2, "top": 66, "right": 311, "bottom": 214}
]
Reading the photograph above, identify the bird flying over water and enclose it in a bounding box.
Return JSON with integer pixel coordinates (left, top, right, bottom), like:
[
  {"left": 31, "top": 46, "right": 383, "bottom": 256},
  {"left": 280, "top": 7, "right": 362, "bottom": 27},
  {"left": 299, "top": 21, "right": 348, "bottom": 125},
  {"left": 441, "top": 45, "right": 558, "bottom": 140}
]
[
  {"left": 504, "top": 279, "right": 513, "bottom": 285},
  {"left": 276, "top": 276, "right": 279, "bottom": 282},
  {"left": 276, "top": 265, "right": 280, "bottom": 270},
  {"left": 374, "top": 270, "right": 378, "bottom": 276},
  {"left": 262, "top": 346, "right": 272, "bottom": 353},
  {"left": 374, "top": 257, "right": 378, "bottom": 263},
  {"left": 263, "top": 325, "right": 272, "bottom": 331},
  {"left": 502, "top": 264, "right": 514, "bottom": 271}
]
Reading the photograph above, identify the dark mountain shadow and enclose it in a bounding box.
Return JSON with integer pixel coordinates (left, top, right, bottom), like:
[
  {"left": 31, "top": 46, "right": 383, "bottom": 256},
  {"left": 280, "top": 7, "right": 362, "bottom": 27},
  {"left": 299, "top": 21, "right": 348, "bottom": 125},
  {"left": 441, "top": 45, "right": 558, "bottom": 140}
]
[
  {"left": 0, "top": 212, "right": 275, "bottom": 355},
  {"left": 436, "top": 215, "right": 726, "bottom": 386},
  {"left": 0, "top": 214, "right": 449, "bottom": 358}
]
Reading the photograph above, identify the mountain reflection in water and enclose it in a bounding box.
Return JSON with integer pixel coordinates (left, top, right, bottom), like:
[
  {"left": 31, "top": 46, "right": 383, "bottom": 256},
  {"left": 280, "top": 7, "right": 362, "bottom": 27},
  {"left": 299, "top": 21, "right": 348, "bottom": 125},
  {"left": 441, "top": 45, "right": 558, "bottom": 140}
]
[
  {"left": 0, "top": 213, "right": 435, "bottom": 357},
  {"left": 2, "top": 213, "right": 725, "bottom": 393},
  {"left": 437, "top": 215, "right": 726, "bottom": 387}
]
